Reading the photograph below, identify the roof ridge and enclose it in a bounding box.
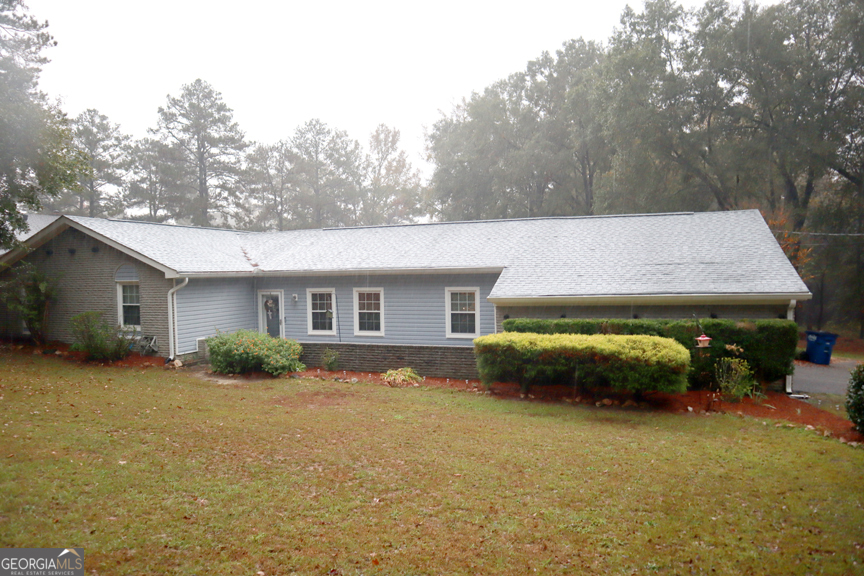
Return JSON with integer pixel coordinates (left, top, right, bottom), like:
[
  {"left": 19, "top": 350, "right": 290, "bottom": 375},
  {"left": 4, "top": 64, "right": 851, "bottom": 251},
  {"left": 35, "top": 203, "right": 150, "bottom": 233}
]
[
  {"left": 65, "top": 214, "right": 252, "bottom": 234},
  {"left": 322, "top": 211, "right": 702, "bottom": 232}
]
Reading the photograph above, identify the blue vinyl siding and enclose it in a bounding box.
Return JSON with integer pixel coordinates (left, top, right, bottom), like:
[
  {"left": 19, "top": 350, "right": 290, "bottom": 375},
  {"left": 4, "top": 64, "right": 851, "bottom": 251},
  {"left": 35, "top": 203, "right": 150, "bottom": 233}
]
[
  {"left": 175, "top": 278, "right": 257, "bottom": 354},
  {"left": 255, "top": 273, "right": 499, "bottom": 347}
]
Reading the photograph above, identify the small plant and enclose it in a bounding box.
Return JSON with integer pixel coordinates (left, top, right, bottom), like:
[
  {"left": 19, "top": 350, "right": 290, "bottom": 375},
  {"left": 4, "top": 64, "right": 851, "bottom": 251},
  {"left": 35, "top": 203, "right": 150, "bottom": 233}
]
[
  {"left": 382, "top": 367, "right": 422, "bottom": 387},
  {"left": 206, "top": 330, "right": 304, "bottom": 377},
  {"left": 69, "top": 311, "right": 136, "bottom": 361},
  {"left": 322, "top": 348, "right": 339, "bottom": 371},
  {"left": 846, "top": 365, "right": 864, "bottom": 432},
  {"left": 714, "top": 357, "right": 758, "bottom": 402}
]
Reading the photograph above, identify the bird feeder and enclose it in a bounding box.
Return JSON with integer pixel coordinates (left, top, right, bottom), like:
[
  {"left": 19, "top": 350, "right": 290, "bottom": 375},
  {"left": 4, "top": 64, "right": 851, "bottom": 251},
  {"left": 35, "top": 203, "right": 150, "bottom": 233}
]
[{"left": 695, "top": 334, "right": 712, "bottom": 348}]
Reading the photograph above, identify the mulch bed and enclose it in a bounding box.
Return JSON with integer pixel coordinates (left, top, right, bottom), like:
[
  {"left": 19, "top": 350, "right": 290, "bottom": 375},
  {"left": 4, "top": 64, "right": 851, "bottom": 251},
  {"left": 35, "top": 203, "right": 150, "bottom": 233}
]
[{"left": 5, "top": 341, "right": 862, "bottom": 445}]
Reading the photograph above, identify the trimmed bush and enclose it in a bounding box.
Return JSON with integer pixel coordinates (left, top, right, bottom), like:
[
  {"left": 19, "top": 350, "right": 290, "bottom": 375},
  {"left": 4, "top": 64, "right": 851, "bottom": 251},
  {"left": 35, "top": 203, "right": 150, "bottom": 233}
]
[
  {"left": 207, "top": 330, "right": 305, "bottom": 377},
  {"left": 503, "top": 318, "right": 798, "bottom": 387},
  {"left": 69, "top": 311, "right": 136, "bottom": 361},
  {"left": 474, "top": 332, "right": 690, "bottom": 394},
  {"left": 846, "top": 365, "right": 864, "bottom": 433}
]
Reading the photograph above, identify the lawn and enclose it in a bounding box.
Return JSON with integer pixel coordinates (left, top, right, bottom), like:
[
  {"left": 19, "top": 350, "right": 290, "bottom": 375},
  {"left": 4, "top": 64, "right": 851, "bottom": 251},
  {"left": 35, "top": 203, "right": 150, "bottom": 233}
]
[{"left": 1, "top": 350, "right": 863, "bottom": 575}]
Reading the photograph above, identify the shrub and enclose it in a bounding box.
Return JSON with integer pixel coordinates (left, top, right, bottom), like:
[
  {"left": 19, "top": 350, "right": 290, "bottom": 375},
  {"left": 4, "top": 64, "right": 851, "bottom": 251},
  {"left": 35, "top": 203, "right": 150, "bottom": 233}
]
[
  {"left": 206, "top": 330, "right": 305, "bottom": 377},
  {"left": 846, "top": 365, "right": 864, "bottom": 433},
  {"left": 0, "top": 265, "right": 58, "bottom": 346},
  {"left": 383, "top": 367, "right": 422, "bottom": 387},
  {"left": 714, "top": 357, "right": 758, "bottom": 401},
  {"left": 322, "top": 348, "right": 340, "bottom": 371},
  {"left": 474, "top": 332, "right": 690, "bottom": 394},
  {"left": 69, "top": 311, "right": 136, "bottom": 361},
  {"left": 503, "top": 317, "right": 798, "bottom": 387}
]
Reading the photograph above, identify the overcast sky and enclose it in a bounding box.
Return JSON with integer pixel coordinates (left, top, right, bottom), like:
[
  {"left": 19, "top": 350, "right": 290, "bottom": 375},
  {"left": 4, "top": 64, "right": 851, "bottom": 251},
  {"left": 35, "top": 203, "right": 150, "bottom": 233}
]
[{"left": 27, "top": 0, "right": 706, "bottom": 176}]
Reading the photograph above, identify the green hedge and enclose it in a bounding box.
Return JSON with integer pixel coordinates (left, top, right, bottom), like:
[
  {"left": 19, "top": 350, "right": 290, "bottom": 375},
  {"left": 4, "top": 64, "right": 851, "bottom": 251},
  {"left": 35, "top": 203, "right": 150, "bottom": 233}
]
[
  {"left": 474, "top": 332, "right": 690, "bottom": 394},
  {"left": 207, "top": 330, "right": 305, "bottom": 377},
  {"left": 503, "top": 318, "right": 798, "bottom": 387}
]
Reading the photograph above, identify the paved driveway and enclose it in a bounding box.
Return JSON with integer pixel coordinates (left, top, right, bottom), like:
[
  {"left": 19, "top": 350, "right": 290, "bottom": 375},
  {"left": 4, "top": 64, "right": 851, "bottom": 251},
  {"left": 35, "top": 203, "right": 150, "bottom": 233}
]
[{"left": 792, "top": 359, "right": 860, "bottom": 395}]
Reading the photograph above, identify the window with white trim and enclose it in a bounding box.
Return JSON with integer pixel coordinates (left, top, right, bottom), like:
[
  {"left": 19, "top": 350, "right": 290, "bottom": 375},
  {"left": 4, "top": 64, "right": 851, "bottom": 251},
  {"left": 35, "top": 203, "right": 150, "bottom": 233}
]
[
  {"left": 353, "top": 288, "right": 383, "bottom": 336},
  {"left": 446, "top": 287, "right": 479, "bottom": 338},
  {"left": 307, "top": 289, "right": 336, "bottom": 335},
  {"left": 118, "top": 283, "right": 141, "bottom": 328}
]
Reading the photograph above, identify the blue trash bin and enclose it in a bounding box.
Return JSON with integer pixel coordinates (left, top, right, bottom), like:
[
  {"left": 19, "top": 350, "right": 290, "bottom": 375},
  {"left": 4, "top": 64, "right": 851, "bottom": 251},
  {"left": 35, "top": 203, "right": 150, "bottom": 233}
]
[{"left": 805, "top": 331, "right": 839, "bottom": 365}]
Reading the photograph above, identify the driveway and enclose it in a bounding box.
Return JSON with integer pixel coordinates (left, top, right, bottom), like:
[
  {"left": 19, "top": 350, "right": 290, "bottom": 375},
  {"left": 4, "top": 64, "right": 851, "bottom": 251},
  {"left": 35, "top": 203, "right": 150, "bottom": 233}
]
[{"left": 792, "top": 359, "right": 860, "bottom": 395}]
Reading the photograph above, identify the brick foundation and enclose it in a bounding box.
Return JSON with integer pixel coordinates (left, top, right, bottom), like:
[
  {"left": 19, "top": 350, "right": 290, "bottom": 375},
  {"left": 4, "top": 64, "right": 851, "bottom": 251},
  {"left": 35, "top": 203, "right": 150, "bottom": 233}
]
[{"left": 300, "top": 342, "right": 478, "bottom": 380}]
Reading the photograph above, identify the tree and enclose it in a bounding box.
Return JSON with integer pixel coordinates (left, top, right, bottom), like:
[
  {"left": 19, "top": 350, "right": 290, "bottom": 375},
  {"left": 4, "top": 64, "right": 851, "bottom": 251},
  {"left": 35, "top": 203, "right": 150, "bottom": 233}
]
[
  {"left": 44, "top": 108, "right": 128, "bottom": 217},
  {"left": 0, "top": 0, "right": 84, "bottom": 249},
  {"left": 361, "top": 125, "right": 421, "bottom": 225},
  {"left": 0, "top": 263, "right": 57, "bottom": 345},
  {"left": 605, "top": 0, "right": 759, "bottom": 213},
  {"left": 527, "top": 39, "right": 611, "bottom": 216},
  {"left": 123, "top": 138, "right": 185, "bottom": 222},
  {"left": 240, "top": 140, "right": 300, "bottom": 231},
  {"left": 153, "top": 79, "right": 246, "bottom": 226},
  {"left": 291, "top": 119, "right": 363, "bottom": 228}
]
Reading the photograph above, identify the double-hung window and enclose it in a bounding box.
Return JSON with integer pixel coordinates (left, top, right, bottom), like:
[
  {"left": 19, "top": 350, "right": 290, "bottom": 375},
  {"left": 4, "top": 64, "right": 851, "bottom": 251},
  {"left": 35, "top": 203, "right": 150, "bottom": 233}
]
[
  {"left": 118, "top": 284, "right": 141, "bottom": 328},
  {"left": 445, "top": 287, "right": 479, "bottom": 338},
  {"left": 353, "top": 288, "right": 384, "bottom": 336},
  {"left": 307, "top": 289, "right": 337, "bottom": 335}
]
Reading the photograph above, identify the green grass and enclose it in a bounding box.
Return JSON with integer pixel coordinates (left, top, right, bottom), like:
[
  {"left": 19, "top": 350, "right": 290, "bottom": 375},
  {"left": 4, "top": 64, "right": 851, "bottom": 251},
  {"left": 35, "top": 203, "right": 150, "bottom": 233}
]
[
  {"left": 2, "top": 351, "right": 863, "bottom": 575},
  {"left": 833, "top": 350, "right": 864, "bottom": 362}
]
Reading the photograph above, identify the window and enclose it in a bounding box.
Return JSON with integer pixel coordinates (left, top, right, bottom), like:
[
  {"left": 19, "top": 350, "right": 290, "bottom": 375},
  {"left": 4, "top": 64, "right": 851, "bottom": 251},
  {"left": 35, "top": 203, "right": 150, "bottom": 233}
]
[
  {"left": 446, "top": 287, "right": 479, "bottom": 338},
  {"left": 307, "top": 289, "right": 336, "bottom": 335},
  {"left": 353, "top": 288, "right": 384, "bottom": 336},
  {"left": 118, "top": 283, "right": 140, "bottom": 328}
]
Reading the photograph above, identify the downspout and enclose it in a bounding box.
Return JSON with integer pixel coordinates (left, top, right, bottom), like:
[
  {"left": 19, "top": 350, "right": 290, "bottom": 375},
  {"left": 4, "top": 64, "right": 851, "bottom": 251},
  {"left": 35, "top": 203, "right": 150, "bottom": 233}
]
[
  {"left": 786, "top": 299, "right": 801, "bottom": 396},
  {"left": 167, "top": 277, "right": 189, "bottom": 361}
]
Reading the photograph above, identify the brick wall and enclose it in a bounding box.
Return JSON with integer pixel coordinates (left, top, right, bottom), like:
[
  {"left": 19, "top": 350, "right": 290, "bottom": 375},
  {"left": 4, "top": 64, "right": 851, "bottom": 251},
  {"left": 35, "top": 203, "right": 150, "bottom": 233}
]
[
  {"left": 0, "top": 227, "right": 173, "bottom": 354},
  {"left": 300, "top": 342, "right": 478, "bottom": 379}
]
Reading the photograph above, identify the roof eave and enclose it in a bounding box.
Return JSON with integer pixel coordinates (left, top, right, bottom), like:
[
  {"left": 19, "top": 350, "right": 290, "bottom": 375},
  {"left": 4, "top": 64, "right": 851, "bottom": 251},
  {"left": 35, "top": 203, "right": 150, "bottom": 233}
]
[{"left": 488, "top": 292, "right": 812, "bottom": 306}]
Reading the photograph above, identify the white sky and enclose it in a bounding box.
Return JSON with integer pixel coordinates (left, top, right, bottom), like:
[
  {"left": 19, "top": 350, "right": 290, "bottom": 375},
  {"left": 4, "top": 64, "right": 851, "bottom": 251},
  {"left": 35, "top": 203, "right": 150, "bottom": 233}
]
[{"left": 28, "top": 0, "right": 706, "bottom": 177}]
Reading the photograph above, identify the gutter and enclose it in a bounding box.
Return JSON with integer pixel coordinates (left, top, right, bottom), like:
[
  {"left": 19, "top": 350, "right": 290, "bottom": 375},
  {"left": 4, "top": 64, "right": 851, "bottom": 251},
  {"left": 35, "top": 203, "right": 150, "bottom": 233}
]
[{"left": 166, "top": 277, "right": 189, "bottom": 361}]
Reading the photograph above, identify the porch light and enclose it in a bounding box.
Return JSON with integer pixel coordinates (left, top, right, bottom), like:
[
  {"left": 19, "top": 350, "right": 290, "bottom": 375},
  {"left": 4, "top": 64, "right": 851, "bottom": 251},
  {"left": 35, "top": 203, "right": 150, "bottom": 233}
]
[{"left": 695, "top": 334, "right": 712, "bottom": 348}]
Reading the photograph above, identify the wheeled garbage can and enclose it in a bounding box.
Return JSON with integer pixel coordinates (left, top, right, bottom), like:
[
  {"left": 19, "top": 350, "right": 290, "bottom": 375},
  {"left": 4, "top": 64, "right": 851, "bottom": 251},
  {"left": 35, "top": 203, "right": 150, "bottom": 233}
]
[{"left": 805, "top": 331, "right": 839, "bottom": 365}]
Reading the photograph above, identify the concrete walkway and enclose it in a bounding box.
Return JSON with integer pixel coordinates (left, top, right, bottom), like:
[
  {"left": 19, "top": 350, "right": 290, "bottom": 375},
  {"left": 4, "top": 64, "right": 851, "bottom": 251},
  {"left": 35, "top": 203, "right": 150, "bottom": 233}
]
[{"left": 792, "top": 359, "right": 861, "bottom": 395}]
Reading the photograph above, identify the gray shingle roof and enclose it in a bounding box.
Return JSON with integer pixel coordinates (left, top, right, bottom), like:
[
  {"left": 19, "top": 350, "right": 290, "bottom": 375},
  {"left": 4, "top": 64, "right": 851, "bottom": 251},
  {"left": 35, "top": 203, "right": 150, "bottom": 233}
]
[{"left": 15, "top": 210, "right": 810, "bottom": 300}]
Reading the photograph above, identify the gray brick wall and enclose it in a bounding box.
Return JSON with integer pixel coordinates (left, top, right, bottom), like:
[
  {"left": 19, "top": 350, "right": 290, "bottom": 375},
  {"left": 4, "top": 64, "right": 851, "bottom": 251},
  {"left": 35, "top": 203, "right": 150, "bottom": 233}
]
[
  {"left": 0, "top": 228, "right": 173, "bottom": 354},
  {"left": 300, "top": 342, "right": 478, "bottom": 379},
  {"left": 495, "top": 304, "right": 789, "bottom": 333}
]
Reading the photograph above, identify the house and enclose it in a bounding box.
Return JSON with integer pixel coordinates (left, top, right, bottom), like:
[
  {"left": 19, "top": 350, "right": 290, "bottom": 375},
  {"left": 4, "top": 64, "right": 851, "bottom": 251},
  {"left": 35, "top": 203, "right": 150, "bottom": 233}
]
[{"left": 0, "top": 210, "right": 811, "bottom": 378}]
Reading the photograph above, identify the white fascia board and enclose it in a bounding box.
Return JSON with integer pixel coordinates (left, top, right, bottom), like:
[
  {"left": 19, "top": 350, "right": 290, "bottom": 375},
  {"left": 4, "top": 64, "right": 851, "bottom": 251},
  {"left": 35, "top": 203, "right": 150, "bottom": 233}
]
[
  {"left": 64, "top": 220, "right": 181, "bottom": 279},
  {"left": 488, "top": 292, "right": 812, "bottom": 306},
  {"left": 179, "top": 266, "right": 506, "bottom": 278}
]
